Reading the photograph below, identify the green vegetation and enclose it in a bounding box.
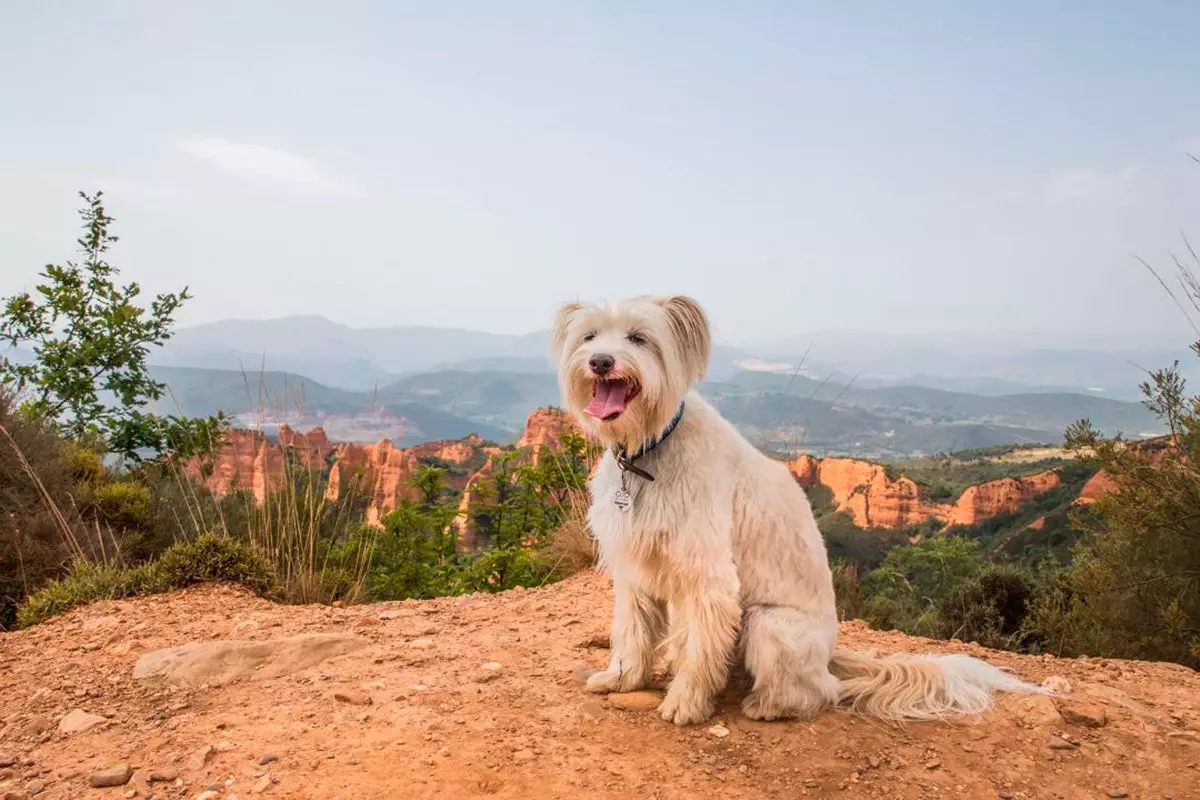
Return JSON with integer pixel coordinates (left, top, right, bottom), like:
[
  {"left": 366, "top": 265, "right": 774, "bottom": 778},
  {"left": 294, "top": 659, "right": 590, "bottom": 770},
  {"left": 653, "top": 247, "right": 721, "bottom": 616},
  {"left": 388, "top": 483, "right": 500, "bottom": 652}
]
[
  {"left": 881, "top": 448, "right": 1072, "bottom": 504},
  {"left": 0, "top": 191, "right": 228, "bottom": 463}
]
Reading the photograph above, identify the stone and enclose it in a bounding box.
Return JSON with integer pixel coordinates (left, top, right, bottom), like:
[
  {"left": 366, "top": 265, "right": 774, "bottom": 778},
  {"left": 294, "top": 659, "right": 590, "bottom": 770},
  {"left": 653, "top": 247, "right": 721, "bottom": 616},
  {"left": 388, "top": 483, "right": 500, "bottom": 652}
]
[
  {"left": 89, "top": 764, "right": 133, "bottom": 788},
  {"left": 605, "top": 691, "right": 663, "bottom": 711},
  {"left": 409, "top": 638, "right": 435, "bottom": 650},
  {"left": 0, "top": 754, "right": 14, "bottom": 768},
  {"left": 1040, "top": 675, "right": 1071, "bottom": 693},
  {"left": 1013, "top": 694, "right": 1063, "bottom": 728},
  {"left": 148, "top": 768, "right": 179, "bottom": 782},
  {"left": 258, "top": 754, "right": 278, "bottom": 766},
  {"left": 1105, "top": 792, "right": 1128, "bottom": 799},
  {"left": 189, "top": 745, "right": 214, "bottom": 771},
  {"left": 707, "top": 724, "right": 730, "bottom": 739},
  {"left": 25, "top": 782, "right": 44, "bottom": 796},
  {"left": 1055, "top": 699, "right": 1109, "bottom": 729},
  {"left": 58, "top": 709, "right": 108, "bottom": 735},
  {"left": 133, "top": 634, "right": 368, "bottom": 687},
  {"left": 196, "top": 792, "right": 221, "bottom": 800},
  {"left": 251, "top": 774, "right": 273, "bottom": 794},
  {"left": 333, "top": 690, "right": 372, "bottom": 706},
  {"left": 925, "top": 759, "right": 942, "bottom": 770}
]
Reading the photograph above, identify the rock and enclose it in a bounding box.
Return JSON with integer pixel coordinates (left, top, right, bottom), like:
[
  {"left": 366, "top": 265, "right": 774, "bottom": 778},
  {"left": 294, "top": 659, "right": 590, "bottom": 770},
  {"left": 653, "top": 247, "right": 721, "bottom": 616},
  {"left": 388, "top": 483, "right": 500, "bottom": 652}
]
[
  {"left": 1105, "top": 792, "right": 1128, "bottom": 799},
  {"left": 707, "top": 724, "right": 730, "bottom": 739},
  {"left": 89, "top": 764, "right": 133, "bottom": 788},
  {"left": 1055, "top": 699, "right": 1109, "bottom": 729},
  {"left": 0, "top": 753, "right": 14, "bottom": 768},
  {"left": 251, "top": 774, "right": 272, "bottom": 794},
  {"left": 189, "top": 744, "right": 214, "bottom": 771},
  {"left": 1047, "top": 735, "right": 1077, "bottom": 751},
  {"left": 148, "top": 768, "right": 179, "bottom": 782},
  {"left": 25, "top": 781, "right": 44, "bottom": 796},
  {"left": 1041, "top": 675, "right": 1072, "bottom": 693},
  {"left": 57, "top": 709, "right": 108, "bottom": 735},
  {"left": 409, "top": 638, "right": 435, "bottom": 650},
  {"left": 1013, "top": 694, "right": 1063, "bottom": 728},
  {"left": 258, "top": 754, "right": 278, "bottom": 766},
  {"left": 134, "top": 634, "right": 368, "bottom": 687},
  {"left": 196, "top": 792, "right": 221, "bottom": 800},
  {"left": 925, "top": 759, "right": 941, "bottom": 770},
  {"left": 333, "top": 689, "right": 372, "bottom": 706},
  {"left": 512, "top": 749, "right": 535, "bottom": 763},
  {"left": 605, "top": 691, "right": 662, "bottom": 711}
]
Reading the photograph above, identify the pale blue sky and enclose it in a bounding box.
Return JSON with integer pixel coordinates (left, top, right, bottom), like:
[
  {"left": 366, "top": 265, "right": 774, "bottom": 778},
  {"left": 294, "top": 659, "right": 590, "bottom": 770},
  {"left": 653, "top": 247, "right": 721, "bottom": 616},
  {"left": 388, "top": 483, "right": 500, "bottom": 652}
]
[{"left": 2, "top": 1, "right": 1200, "bottom": 347}]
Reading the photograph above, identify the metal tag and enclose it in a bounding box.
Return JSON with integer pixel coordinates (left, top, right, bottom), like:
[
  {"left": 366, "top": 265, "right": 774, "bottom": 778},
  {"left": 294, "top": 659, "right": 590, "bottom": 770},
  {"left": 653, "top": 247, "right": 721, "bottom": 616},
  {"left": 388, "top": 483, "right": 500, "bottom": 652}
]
[{"left": 612, "top": 486, "right": 633, "bottom": 512}]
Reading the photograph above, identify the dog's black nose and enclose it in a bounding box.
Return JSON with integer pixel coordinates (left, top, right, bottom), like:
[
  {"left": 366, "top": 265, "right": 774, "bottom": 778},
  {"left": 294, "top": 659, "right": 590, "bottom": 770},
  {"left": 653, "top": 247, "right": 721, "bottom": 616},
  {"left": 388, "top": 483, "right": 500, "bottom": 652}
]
[{"left": 588, "top": 353, "right": 615, "bottom": 376}]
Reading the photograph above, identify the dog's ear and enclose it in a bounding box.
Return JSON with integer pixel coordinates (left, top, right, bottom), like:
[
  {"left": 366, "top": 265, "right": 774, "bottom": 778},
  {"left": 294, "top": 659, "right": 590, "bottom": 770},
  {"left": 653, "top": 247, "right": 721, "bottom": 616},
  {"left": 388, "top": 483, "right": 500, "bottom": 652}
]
[
  {"left": 550, "top": 301, "right": 584, "bottom": 362},
  {"left": 657, "top": 295, "right": 711, "bottom": 382}
]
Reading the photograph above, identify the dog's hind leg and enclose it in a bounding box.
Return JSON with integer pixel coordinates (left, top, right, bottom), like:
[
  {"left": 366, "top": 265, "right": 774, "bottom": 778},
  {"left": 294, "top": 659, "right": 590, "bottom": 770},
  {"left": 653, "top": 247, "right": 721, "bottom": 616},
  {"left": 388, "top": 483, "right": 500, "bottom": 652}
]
[
  {"left": 740, "top": 605, "right": 840, "bottom": 721},
  {"left": 586, "top": 580, "right": 667, "bottom": 694}
]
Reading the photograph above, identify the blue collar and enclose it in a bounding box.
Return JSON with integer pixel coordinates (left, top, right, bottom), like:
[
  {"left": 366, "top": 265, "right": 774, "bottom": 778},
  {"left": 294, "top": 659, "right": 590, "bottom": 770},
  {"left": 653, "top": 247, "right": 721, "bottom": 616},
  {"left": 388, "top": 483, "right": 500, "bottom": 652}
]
[{"left": 614, "top": 402, "right": 685, "bottom": 482}]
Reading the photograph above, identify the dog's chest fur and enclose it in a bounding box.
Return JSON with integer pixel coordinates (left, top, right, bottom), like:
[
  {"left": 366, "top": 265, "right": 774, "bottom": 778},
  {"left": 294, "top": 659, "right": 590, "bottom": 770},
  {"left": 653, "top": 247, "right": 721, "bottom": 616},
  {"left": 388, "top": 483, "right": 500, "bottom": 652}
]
[{"left": 586, "top": 436, "right": 713, "bottom": 597}]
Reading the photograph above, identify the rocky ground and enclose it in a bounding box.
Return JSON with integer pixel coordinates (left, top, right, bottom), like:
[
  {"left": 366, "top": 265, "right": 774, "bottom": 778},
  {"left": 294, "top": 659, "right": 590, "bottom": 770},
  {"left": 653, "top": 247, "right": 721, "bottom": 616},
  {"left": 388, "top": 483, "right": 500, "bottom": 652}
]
[{"left": 1, "top": 572, "right": 1197, "bottom": 800}]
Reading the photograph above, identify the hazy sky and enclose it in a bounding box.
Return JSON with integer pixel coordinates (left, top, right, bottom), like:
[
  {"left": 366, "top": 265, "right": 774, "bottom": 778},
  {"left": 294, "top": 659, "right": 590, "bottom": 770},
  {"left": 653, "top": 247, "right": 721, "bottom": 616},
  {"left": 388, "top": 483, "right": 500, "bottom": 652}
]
[{"left": 3, "top": 1, "right": 1200, "bottom": 347}]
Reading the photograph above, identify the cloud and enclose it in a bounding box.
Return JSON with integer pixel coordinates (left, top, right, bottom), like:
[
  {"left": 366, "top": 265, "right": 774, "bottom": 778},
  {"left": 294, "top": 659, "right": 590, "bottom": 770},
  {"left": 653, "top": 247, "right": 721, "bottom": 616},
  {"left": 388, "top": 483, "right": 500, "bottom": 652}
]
[
  {"left": 1045, "top": 164, "right": 1142, "bottom": 206},
  {"left": 171, "top": 136, "right": 368, "bottom": 197}
]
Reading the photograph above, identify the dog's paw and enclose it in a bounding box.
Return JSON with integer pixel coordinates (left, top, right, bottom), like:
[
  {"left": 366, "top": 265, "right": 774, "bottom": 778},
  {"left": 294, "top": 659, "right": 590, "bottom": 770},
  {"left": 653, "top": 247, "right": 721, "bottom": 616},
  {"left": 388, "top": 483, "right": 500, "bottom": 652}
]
[
  {"left": 741, "top": 691, "right": 793, "bottom": 722},
  {"left": 658, "top": 683, "right": 714, "bottom": 726},
  {"left": 585, "top": 669, "right": 645, "bottom": 694}
]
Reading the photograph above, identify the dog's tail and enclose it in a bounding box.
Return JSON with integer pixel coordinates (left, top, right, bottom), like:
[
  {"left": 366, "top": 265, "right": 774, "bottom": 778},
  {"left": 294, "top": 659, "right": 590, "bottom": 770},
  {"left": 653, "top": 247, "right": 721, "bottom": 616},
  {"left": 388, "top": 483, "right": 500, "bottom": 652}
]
[{"left": 830, "top": 648, "right": 1051, "bottom": 723}]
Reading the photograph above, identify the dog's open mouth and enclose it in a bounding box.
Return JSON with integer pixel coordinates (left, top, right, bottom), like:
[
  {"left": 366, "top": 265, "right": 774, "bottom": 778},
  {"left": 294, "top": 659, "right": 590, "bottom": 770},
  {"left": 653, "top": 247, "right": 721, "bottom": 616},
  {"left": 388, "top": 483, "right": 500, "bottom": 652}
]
[{"left": 585, "top": 378, "right": 640, "bottom": 421}]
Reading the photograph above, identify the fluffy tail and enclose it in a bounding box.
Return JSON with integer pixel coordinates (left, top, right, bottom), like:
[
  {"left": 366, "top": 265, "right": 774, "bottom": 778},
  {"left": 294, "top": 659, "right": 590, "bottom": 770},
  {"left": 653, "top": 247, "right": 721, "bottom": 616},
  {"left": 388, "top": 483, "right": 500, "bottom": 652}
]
[{"left": 830, "top": 648, "right": 1051, "bottom": 723}]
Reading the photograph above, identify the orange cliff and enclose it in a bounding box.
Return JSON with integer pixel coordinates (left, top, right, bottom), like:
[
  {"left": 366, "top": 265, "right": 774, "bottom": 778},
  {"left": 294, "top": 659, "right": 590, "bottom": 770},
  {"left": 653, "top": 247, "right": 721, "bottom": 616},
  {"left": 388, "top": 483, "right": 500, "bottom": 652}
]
[
  {"left": 788, "top": 454, "right": 1062, "bottom": 529},
  {"left": 184, "top": 408, "right": 583, "bottom": 535}
]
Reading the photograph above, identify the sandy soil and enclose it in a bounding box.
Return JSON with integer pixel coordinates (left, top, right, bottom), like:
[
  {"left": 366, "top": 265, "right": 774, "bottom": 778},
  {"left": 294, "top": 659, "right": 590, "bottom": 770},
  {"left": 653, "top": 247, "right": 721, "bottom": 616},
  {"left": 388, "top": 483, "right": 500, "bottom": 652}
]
[{"left": 1, "top": 572, "right": 1197, "bottom": 800}]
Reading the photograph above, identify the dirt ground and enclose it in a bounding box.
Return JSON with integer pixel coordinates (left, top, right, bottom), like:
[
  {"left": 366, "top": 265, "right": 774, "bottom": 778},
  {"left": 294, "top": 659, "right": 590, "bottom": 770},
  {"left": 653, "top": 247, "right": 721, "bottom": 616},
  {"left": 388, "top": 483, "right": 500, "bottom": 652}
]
[{"left": 1, "top": 572, "right": 1197, "bottom": 800}]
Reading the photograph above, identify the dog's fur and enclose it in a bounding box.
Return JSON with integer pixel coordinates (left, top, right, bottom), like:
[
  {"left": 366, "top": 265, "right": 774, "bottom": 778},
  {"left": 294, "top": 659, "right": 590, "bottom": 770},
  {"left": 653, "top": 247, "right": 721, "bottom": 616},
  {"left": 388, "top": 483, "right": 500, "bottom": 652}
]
[{"left": 552, "top": 294, "right": 1048, "bottom": 726}]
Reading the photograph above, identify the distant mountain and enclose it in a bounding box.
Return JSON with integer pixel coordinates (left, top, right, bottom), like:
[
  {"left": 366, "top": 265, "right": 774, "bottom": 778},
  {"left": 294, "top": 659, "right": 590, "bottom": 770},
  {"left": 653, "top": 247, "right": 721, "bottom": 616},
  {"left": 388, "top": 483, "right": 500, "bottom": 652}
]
[{"left": 148, "top": 365, "right": 509, "bottom": 445}]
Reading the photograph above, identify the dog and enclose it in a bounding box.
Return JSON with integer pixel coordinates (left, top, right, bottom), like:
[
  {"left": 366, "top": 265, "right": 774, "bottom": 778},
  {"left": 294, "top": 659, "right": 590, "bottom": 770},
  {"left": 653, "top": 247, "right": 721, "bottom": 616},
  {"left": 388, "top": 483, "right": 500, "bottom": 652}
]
[{"left": 551, "top": 294, "right": 1049, "bottom": 726}]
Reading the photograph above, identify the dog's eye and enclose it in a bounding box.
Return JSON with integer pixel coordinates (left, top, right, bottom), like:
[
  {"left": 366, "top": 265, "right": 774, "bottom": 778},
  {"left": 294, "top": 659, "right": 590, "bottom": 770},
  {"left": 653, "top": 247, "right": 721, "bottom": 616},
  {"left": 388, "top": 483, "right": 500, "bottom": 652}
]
[
  {"left": 626, "top": 331, "right": 647, "bottom": 346},
  {"left": 582, "top": 331, "right": 597, "bottom": 342}
]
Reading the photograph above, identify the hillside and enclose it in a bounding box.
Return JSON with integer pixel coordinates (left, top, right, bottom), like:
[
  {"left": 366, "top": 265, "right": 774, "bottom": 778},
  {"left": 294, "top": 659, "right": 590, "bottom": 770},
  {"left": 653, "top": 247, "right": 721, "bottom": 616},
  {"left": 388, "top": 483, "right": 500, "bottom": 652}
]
[
  {"left": 147, "top": 362, "right": 1163, "bottom": 457},
  {"left": 0, "top": 575, "right": 1196, "bottom": 800}
]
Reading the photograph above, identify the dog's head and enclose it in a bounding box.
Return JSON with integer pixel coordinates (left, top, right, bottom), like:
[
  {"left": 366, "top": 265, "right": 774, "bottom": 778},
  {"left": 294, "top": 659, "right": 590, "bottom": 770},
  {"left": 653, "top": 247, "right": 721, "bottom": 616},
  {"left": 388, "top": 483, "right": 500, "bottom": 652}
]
[{"left": 550, "top": 295, "right": 711, "bottom": 448}]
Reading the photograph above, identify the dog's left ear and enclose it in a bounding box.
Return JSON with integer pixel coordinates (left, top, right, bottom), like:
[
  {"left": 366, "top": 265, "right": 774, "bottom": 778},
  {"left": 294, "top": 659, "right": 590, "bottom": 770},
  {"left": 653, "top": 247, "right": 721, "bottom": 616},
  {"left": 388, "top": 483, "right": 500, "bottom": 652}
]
[
  {"left": 550, "top": 301, "right": 584, "bottom": 362},
  {"left": 657, "top": 295, "right": 711, "bottom": 382}
]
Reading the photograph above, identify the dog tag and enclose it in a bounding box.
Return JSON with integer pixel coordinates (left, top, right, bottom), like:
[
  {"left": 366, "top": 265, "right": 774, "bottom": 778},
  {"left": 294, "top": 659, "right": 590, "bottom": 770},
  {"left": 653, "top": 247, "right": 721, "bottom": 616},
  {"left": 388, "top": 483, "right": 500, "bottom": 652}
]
[{"left": 612, "top": 487, "right": 632, "bottom": 512}]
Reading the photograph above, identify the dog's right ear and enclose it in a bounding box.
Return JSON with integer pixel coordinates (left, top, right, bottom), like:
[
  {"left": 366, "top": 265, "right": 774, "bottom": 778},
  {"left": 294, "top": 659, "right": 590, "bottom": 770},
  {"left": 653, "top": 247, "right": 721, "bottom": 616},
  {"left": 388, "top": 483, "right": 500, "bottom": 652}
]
[{"left": 550, "top": 301, "right": 584, "bottom": 362}]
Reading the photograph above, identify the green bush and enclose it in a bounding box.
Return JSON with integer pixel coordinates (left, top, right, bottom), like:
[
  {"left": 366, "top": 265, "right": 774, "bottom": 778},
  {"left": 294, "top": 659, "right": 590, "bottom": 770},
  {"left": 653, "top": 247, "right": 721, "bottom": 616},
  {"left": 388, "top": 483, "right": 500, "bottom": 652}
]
[
  {"left": 18, "top": 534, "right": 281, "bottom": 627},
  {"left": 937, "top": 564, "right": 1036, "bottom": 649},
  {"left": 154, "top": 534, "right": 281, "bottom": 600},
  {"left": 93, "top": 480, "right": 152, "bottom": 527}
]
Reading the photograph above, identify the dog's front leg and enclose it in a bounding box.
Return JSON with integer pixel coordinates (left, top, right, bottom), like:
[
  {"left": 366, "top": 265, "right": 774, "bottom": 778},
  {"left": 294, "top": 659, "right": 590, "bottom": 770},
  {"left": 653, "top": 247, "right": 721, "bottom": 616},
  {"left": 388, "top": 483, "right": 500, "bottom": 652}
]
[
  {"left": 659, "top": 578, "right": 741, "bottom": 725},
  {"left": 586, "top": 579, "right": 666, "bottom": 694}
]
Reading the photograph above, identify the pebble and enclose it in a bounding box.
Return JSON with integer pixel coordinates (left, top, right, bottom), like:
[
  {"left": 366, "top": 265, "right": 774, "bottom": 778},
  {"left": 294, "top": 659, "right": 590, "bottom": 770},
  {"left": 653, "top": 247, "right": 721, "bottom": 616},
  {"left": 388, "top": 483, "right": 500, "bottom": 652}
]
[
  {"left": 0, "top": 754, "right": 14, "bottom": 768},
  {"left": 1105, "top": 792, "right": 1128, "bottom": 799},
  {"left": 196, "top": 792, "right": 221, "bottom": 800},
  {"left": 60, "top": 710, "right": 110, "bottom": 734},
  {"left": 998, "top": 792, "right": 1013, "bottom": 799},
  {"left": 258, "top": 754, "right": 278, "bottom": 766},
  {"left": 251, "top": 775, "right": 272, "bottom": 794},
  {"left": 149, "top": 768, "right": 179, "bottom": 782},
  {"left": 89, "top": 764, "right": 133, "bottom": 788},
  {"left": 1056, "top": 699, "right": 1109, "bottom": 729},
  {"left": 333, "top": 690, "right": 372, "bottom": 706},
  {"left": 605, "top": 691, "right": 662, "bottom": 711},
  {"left": 804, "top": 779, "right": 821, "bottom": 788},
  {"left": 1047, "top": 734, "right": 1078, "bottom": 751},
  {"left": 925, "top": 759, "right": 942, "bottom": 770},
  {"left": 707, "top": 724, "right": 730, "bottom": 739},
  {"left": 26, "top": 781, "right": 45, "bottom": 796},
  {"left": 190, "top": 745, "right": 215, "bottom": 771},
  {"left": 409, "top": 638, "right": 435, "bottom": 650},
  {"left": 1041, "top": 675, "right": 1072, "bottom": 693}
]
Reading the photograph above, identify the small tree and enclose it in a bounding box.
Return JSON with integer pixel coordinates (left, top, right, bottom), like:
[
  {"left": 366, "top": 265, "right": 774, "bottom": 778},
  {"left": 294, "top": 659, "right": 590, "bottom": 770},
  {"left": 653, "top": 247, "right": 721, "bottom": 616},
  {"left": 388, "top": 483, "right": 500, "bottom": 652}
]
[{"left": 0, "top": 190, "right": 216, "bottom": 461}]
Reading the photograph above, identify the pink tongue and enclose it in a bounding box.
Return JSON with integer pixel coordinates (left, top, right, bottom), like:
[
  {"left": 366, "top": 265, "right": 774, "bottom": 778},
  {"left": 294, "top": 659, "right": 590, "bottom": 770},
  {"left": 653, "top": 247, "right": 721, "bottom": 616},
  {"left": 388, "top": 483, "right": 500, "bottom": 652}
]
[{"left": 585, "top": 380, "right": 630, "bottom": 419}]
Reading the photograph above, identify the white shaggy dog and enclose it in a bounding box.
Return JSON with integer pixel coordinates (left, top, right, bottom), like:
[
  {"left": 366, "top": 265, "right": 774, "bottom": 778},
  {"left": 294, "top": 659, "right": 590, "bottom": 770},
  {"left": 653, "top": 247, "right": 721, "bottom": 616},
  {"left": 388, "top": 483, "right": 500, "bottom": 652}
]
[{"left": 552, "top": 294, "right": 1048, "bottom": 726}]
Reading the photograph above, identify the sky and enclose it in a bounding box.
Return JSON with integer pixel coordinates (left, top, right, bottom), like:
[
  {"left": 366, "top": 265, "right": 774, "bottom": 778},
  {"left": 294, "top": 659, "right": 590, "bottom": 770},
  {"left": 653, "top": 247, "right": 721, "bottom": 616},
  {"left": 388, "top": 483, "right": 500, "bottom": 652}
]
[{"left": 3, "top": 1, "right": 1200, "bottom": 349}]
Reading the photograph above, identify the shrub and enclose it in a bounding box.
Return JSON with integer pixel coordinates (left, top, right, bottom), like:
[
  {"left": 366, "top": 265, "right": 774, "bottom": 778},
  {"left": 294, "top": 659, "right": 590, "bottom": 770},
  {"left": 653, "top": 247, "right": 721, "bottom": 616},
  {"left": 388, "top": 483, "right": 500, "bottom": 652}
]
[
  {"left": 153, "top": 533, "right": 282, "bottom": 600},
  {"left": 93, "top": 481, "right": 152, "bottom": 528},
  {"left": 937, "top": 565, "right": 1036, "bottom": 649},
  {"left": 17, "top": 534, "right": 282, "bottom": 627}
]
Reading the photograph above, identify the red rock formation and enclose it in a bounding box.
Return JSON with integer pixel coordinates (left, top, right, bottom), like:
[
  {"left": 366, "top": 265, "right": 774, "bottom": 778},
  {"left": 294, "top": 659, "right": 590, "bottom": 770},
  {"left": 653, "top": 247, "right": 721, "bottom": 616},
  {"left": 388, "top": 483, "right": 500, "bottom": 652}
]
[
  {"left": 788, "top": 455, "right": 1062, "bottom": 529},
  {"left": 516, "top": 407, "right": 580, "bottom": 465}
]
